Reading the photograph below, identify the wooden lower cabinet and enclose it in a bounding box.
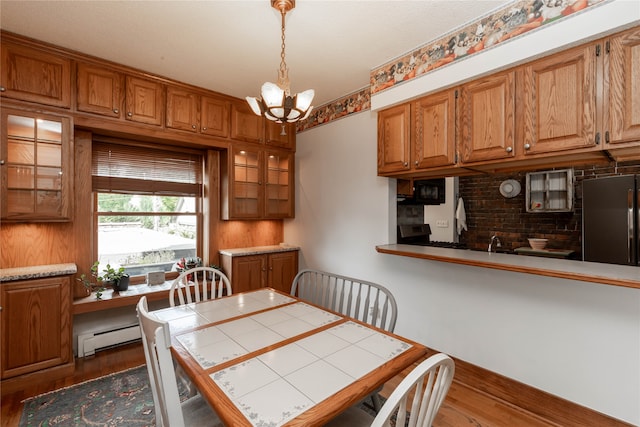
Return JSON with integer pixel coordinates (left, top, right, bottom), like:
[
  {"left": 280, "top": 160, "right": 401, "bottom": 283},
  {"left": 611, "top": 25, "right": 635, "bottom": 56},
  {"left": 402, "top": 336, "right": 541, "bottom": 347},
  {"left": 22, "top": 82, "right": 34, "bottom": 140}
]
[
  {"left": 1, "top": 275, "right": 73, "bottom": 380},
  {"left": 220, "top": 249, "right": 299, "bottom": 294}
]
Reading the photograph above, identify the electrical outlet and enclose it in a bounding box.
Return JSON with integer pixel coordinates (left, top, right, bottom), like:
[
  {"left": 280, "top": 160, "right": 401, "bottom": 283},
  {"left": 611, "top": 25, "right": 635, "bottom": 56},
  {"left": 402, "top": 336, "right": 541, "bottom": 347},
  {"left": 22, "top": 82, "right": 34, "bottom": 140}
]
[{"left": 436, "top": 219, "right": 449, "bottom": 228}]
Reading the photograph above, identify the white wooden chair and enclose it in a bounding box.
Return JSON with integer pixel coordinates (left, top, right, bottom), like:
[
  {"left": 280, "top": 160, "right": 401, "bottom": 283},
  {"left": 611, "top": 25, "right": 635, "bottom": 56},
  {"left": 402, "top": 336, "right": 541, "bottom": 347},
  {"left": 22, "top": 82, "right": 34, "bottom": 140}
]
[
  {"left": 136, "top": 296, "right": 222, "bottom": 427},
  {"left": 169, "top": 266, "right": 232, "bottom": 307},
  {"left": 291, "top": 268, "right": 398, "bottom": 410},
  {"left": 290, "top": 269, "right": 398, "bottom": 332},
  {"left": 326, "top": 353, "right": 455, "bottom": 427}
]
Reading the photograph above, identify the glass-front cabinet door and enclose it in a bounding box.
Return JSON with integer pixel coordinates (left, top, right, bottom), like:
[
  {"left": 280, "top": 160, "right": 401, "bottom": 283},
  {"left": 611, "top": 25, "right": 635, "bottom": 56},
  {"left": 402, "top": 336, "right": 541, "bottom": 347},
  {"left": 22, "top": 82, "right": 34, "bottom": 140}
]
[
  {"left": 223, "top": 146, "right": 294, "bottom": 220},
  {"left": 1, "top": 110, "right": 72, "bottom": 221},
  {"left": 264, "top": 150, "right": 293, "bottom": 218},
  {"left": 229, "top": 146, "right": 262, "bottom": 218}
]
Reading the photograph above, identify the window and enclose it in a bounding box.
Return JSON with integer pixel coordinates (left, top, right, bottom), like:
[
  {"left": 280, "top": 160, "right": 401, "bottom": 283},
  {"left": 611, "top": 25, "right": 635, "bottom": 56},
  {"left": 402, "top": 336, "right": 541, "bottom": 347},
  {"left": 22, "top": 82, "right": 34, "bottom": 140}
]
[{"left": 92, "top": 139, "right": 203, "bottom": 277}]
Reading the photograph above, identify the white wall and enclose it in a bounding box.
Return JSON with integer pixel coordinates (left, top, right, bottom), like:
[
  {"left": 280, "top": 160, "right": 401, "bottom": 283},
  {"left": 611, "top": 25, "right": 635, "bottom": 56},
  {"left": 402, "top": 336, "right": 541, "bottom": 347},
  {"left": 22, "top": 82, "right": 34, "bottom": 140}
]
[
  {"left": 284, "top": 111, "right": 640, "bottom": 424},
  {"left": 423, "top": 177, "right": 458, "bottom": 242}
]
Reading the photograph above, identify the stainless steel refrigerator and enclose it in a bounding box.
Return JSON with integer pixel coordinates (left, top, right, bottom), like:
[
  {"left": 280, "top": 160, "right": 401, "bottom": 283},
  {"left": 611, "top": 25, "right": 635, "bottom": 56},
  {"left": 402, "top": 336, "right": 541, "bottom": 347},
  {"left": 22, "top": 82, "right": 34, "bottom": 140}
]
[{"left": 582, "top": 175, "right": 639, "bottom": 265}]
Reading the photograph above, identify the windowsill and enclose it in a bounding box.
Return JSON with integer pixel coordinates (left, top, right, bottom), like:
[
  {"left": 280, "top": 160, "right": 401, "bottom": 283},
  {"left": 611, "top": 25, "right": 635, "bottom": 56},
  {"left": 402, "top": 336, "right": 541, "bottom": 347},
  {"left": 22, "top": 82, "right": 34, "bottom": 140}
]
[{"left": 73, "top": 281, "right": 174, "bottom": 314}]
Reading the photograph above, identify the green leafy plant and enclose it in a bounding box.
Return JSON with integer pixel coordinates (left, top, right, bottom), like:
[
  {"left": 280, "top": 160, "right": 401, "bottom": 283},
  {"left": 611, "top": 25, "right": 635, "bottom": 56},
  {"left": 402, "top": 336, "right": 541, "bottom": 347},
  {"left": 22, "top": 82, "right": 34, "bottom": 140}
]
[
  {"left": 77, "top": 262, "right": 130, "bottom": 300},
  {"left": 100, "top": 263, "right": 129, "bottom": 284},
  {"left": 77, "top": 261, "right": 105, "bottom": 300}
]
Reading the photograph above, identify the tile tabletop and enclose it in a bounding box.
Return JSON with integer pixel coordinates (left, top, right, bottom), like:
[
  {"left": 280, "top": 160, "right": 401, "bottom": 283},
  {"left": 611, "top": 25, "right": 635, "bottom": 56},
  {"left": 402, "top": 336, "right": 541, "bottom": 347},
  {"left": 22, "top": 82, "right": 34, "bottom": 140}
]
[{"left": 157, "top": 288, "right": 426, "bottom": 427}]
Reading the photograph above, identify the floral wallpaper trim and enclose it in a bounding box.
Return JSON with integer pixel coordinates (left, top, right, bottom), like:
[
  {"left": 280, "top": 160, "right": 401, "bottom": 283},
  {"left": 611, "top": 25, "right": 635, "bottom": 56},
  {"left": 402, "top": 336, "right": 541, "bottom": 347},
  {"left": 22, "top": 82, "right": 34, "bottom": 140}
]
[
  {"left": 297, "top": 0, "right": 606, "bottom": 133},
  {"left": 296, "top": 86, "right": 370, "bottom": 133}
]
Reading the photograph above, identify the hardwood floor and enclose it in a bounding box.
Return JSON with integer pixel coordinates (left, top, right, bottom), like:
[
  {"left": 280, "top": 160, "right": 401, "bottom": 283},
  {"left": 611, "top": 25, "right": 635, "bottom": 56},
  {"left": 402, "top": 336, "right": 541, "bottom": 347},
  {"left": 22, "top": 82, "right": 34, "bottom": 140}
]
[
  {"left": 2, "top": 342, "right": 561, "bottom": 427},
  {"left": 380, "top": 360, "right": 560, "bottom": 427}
]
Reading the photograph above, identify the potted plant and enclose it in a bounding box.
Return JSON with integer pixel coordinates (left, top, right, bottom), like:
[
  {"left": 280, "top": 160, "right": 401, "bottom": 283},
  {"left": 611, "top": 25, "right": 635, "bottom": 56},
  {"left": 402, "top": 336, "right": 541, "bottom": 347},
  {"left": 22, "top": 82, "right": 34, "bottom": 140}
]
[
  {"left": 100, "top": 263, "right": 130, "bottom": 292},
  {"left": 77, "top": 261, "right": 106, "bottom": 300}
]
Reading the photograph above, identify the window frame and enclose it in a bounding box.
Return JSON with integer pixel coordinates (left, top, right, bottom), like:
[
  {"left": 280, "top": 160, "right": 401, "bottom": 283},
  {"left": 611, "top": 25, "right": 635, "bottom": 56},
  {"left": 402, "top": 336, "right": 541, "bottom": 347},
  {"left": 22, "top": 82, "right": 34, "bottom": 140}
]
[{"left": 90, "top": 138, "right": 205, "bottom": 281}]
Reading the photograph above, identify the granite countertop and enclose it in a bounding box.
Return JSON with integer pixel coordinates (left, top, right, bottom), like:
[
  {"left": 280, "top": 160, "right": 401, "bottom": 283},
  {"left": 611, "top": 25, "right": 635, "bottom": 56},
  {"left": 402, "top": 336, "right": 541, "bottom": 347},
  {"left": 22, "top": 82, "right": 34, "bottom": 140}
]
[
  {"left": 219, "top": 244, "right": 300, "bottom": 257},
  {"left": 0, "top": 263, "right": 77, "bottom": 282}
]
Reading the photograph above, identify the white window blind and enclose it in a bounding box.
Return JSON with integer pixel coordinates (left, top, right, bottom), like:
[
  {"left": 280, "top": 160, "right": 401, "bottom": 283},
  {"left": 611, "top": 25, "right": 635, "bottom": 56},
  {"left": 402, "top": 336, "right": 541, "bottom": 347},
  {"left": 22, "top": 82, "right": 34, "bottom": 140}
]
[{"left": 92, "top": 140, "right": 203, "bottom": 196}]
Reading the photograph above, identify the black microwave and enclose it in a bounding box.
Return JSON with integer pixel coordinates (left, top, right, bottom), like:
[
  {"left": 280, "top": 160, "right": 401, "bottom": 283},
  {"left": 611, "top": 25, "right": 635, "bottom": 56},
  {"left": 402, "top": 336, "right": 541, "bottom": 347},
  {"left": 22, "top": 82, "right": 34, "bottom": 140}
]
[{"left": 413, "top": 178, "right": 445, "bottom": 205}]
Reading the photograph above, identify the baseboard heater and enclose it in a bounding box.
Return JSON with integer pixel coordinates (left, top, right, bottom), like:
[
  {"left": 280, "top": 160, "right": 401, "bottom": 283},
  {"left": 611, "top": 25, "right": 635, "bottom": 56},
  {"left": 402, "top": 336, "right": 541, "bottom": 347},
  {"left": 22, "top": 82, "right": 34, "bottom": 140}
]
[{"left": 77, "top": 324, "right": 141, "bottom": 357}]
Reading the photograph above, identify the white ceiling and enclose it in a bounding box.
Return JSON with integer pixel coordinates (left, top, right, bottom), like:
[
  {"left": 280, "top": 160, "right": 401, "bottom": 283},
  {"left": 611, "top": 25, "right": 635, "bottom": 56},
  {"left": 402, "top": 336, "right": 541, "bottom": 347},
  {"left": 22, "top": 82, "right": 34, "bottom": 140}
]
[{"left": 0, "top": 0, "right": 512, "bottom": 107}]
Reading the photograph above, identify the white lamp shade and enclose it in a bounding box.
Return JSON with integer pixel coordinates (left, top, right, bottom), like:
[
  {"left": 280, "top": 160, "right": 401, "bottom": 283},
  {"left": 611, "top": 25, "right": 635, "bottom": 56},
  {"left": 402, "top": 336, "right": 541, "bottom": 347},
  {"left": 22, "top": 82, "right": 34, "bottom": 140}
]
[
  {"left": 246, "top": 97, "right": 262, "bottom": 115},
  {"left": 300, "top": 105, "right": 314, "bottom": 120},
  {"left": 261, "top": 82, "right": 285, "bottom": 108},
  {"left": 295, "top": 89, "right": 315, "bottom": 112}
]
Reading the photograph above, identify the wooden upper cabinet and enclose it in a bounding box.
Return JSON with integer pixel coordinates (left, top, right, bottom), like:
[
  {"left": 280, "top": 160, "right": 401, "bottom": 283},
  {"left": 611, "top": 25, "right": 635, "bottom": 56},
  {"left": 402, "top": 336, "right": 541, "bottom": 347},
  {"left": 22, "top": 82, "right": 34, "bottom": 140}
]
[
  {"left": 459, "top": 70, "right": 516, "bottom": 163},
  {"left": 224, "top": 145, "right": 263, "bottom": 219},
  {"left": 412, "top": 89, "right": 456, "bottom": 169},
  {"left": 231, "top": 101, "right": 264, "bottom": 143},
  {"left": 377, "top": 104, "right": 411, "bottom": 175},
  {"left": 265, "top": 121, "right": 295, "bottom": 150},
  {"left": 1, "top": 109, "right": 73, "bottom": 221},
  {"left": 166, "top": 86, "right": 199, "bottom": 132},
  {"left": 76, "top": 63, "right": 123, "bottom": 118},
  {"left": 0, "top": 41, "right": 71, "bottom": 108},
  {"left": 605, "top": 26, "right": 640, "bottom": 146},
  {"left": 264, "top": 149, "right": 294, "bottom": 218},
  {"left": 125, "top": 75, "right": 164, "bottom": 126},
  {"left": 201, "top": 95, "right": 230, "bottom": 138},
  {"left": 519, "top": 43, "right": 598, "bottom": 156},
  {"left": 222, "top": 144, "right": 293, "bottom": 220}
]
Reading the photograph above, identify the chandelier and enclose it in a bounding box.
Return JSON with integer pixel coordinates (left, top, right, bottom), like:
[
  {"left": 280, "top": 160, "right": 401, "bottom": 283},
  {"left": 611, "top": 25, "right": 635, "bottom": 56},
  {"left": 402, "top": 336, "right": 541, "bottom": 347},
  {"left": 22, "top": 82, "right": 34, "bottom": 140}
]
[{"left": 246, "top": 0, "right": 314, "bottom": 126}]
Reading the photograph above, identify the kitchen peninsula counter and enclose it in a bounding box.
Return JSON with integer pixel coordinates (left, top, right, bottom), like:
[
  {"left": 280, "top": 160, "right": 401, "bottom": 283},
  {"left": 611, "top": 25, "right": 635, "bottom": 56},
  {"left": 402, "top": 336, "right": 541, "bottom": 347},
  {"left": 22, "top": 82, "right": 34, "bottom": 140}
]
[{"left": 376, "top": 244, "right": 640, "bottom": 290}]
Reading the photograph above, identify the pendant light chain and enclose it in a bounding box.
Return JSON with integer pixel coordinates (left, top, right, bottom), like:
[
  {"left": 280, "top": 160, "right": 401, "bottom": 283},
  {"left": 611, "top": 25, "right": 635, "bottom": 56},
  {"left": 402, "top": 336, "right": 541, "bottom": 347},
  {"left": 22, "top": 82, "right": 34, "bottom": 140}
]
[
  {"left": 278, "top": 7, "right": 290, "bottom": 94},
  {"left": 280, "top": 9, "right": 286, "bottom": 72}
]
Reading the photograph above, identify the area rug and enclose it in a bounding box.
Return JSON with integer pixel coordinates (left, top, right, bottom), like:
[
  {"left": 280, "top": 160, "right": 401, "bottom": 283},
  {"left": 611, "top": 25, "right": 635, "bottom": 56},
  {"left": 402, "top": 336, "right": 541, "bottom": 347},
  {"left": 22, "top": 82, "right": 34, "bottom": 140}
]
[
  {"left": 19, "top": 365, "right": 400, "bottom": 426},
  {"left": 19, "top": 365, "right": 157, "bottom": 427}
]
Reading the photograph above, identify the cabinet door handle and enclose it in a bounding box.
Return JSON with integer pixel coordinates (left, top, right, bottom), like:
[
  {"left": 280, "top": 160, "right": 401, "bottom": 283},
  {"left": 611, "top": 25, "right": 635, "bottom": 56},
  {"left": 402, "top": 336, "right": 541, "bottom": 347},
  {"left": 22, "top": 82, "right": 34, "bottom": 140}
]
[
  {"left": 0, "top": 160, "right": 5, "bottom": 166},
  {"left": 524, "top": 143, "right": 531, "bottom": 150},
  {"left": 127, "top": 112, "right": 133, "bottom": 117},
  {"left": 113, "top": 108, "right": 119, "bottom": 114},
  {"left": 506, "top": 147, "right": 513, "bottom": 153},
  {"left": 403, "top": 162, "right": 408, "bottom": 167},
  {"left": 0, "top": 86, "right": 5, "bottom": 92},
  {"left": 202, "top": 127, "right": 208, "bottom": 131},
  {"left": 192, "top": 124, "right": 197, "bottom": 129}
]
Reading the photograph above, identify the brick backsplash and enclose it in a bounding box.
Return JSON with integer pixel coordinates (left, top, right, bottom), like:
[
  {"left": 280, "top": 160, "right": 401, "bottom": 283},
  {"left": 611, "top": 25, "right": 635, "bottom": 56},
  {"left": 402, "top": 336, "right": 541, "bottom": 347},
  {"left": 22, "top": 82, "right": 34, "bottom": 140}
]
[{"left": 458, "top": 161, "right": 640, "bottom": 258}]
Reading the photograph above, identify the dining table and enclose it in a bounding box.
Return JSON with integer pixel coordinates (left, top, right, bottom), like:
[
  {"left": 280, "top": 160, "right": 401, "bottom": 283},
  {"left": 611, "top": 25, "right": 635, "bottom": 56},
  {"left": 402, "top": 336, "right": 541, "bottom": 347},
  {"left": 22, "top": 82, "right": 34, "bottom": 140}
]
[{"left": 150, "top": 287, "right": 428, "bottom": 426}]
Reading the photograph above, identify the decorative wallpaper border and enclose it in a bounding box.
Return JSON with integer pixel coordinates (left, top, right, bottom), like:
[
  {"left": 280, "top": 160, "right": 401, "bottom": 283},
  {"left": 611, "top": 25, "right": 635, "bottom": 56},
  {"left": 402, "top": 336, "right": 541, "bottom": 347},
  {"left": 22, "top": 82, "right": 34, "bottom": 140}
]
[{"left": 297, "top": 0, "right": 606, "bottom": 133}]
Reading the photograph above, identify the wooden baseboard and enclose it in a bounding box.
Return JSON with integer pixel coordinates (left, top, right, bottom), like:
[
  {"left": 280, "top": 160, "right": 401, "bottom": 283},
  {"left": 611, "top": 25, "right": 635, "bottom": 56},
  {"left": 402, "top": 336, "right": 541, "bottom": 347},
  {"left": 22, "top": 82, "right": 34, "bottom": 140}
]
[
  {"left": 444, "top": 350, "right": 633, "bottom": 427},
  {"left": 1, "top": 361, "right": 75, "bottom": 397}
]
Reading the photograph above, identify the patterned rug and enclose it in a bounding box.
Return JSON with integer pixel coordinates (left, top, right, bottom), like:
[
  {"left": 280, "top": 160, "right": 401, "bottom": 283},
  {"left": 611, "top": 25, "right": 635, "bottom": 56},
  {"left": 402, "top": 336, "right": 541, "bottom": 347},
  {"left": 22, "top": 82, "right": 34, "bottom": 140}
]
[
  {"left": 19, "top": 365, "right": 157, "bottom": 427},
  {"left": 19, "top": 365, "right": 392, "bottom": 426}
]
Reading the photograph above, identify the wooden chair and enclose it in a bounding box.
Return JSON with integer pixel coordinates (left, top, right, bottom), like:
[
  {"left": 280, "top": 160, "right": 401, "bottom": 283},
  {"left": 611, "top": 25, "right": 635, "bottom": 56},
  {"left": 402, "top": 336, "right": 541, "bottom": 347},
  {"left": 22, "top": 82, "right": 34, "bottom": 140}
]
[
  {"left": 136, "top": 296, "right": 222, "bottom": 427},
  {"left": 291, "top": 268, "right": 398, "bottom": 410},
  {"left": 326, "top": 353, "right": 455, "bottom": 427},
  {"left": 169, "top": 266, "right": 232, "bottom": 307}
]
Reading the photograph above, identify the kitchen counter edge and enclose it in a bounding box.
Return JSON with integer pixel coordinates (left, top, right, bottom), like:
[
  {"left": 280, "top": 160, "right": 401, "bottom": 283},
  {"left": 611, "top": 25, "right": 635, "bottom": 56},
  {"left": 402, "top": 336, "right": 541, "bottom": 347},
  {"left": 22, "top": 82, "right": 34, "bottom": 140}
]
[
  {"left": 376, "top": 244, "right": 640, "bottom": 290},
  {"left": 0, "top": 263, "right": 78, "bottom": 282},
  {"left": 219, "top": 244, "right": 300, "bottom": 257}
]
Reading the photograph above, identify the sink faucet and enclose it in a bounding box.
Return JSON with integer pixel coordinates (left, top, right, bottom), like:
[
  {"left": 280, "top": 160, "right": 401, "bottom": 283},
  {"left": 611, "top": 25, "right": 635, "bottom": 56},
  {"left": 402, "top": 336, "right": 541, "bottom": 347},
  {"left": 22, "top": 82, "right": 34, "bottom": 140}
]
[{"left": 488, "top": 235, "right": 502, "bottom": 252}]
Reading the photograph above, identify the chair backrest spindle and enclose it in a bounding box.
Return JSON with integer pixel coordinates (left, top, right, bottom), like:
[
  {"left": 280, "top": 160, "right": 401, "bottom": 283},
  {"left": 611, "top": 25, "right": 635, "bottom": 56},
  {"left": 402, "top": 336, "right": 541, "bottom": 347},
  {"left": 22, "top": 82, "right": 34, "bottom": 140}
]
[
  {"left": 291, "top": 269, "right": 398, "bottom": 332},
  {"left": 170, "top": 267, "right": 232, "bottom": 307}
]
